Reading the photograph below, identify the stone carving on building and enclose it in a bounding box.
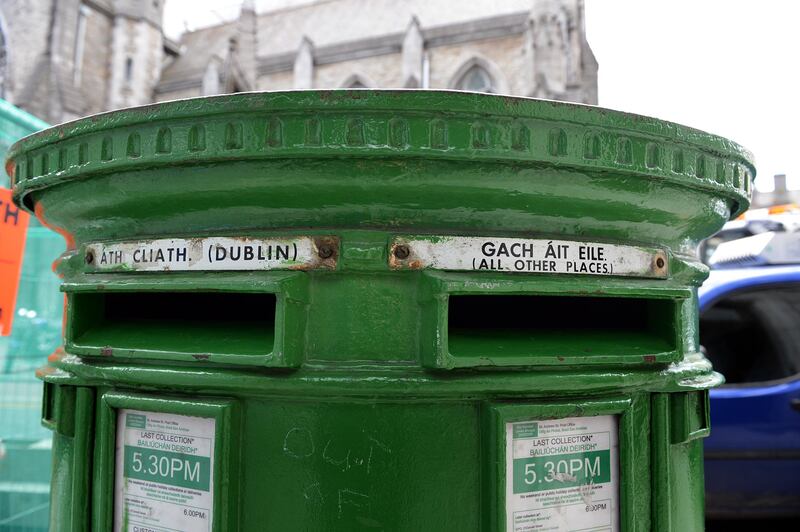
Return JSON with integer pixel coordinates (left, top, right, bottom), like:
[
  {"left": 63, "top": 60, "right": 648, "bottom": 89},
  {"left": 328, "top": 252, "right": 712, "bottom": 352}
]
[
  {"left": 401, "top": 17, "right": 424, "bottom": 88},
  {"left": 0, "top": 0, "right": 597, "bottom": 125},
  {"left": 293, "top": 37, "right": 315, "bottom": 89}
]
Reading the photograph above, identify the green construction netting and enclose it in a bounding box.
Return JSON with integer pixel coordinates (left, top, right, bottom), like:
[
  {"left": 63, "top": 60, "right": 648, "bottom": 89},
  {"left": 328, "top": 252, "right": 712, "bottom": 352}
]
[{"left": 0, "top": 98, "right": 59, "bottom": 531}]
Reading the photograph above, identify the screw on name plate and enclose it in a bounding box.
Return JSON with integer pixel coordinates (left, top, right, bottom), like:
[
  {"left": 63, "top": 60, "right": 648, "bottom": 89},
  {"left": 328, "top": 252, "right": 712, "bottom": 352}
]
[
  {"left": 318, "top": 244, "right": 335, "bottom": 259},
  {"left": 393, "top": 245, "right": 410, "bottom": 260},
  {"left": 85, "top": 250, "right": 95, "bottom": 265},
  {"left": 656, "top": 257, "right": 665, "bottom": 269}
]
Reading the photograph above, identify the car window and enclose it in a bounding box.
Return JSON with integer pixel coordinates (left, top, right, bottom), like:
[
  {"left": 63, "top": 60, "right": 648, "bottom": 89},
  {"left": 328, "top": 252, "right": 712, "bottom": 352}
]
[{"left": 700, "top": 285, "right": 800, "bottom": 384}]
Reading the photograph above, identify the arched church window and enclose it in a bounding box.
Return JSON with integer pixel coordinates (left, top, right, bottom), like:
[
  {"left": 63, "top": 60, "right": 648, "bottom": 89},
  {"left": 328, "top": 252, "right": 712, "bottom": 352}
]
[
  {"left": 344, "top": 76, "right": 368, "bottom": 88},
  {"left": 455, "top": 65, "right": 494, "bottom": 93},
  {"left": 0, "top": 24, "right": 7, "bottom": 98},
  {"left": 342, "top": 74, "right": 372, "bottom": 88}
]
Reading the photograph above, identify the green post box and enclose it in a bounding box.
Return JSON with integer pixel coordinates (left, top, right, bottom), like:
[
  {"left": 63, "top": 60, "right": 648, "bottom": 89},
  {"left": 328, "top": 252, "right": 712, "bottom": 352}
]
[{"left": 7, "top": 91, "right": 753, "bottom": 531}]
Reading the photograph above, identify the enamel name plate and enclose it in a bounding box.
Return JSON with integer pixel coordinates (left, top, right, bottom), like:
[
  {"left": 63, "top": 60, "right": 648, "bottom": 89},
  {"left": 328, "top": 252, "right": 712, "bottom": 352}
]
[
  {"left": 389, "top": 236, "right": 668, "bottom": 279},
  {"left": 86, "top": 236, "right": 337, "bottom": 272}
]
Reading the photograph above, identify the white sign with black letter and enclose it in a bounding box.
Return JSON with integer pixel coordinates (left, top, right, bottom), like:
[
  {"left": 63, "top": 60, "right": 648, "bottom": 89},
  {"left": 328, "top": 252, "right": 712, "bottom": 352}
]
[
  {"left": 86, "top": 236, "right": 334, "bottom": 272},
  {"left": 390, "top": 236, "right": 667, "bottom": 278}
]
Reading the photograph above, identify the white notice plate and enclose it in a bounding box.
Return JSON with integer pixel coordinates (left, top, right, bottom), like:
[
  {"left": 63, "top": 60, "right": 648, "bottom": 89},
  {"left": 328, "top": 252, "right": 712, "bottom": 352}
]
[
  {"left": 506, "top": 415, "right": 620, "bottom": 532},
  {"left": 86, "top": 236, "right": 336, "bottom": 272},
  {"left": 390, "top": 236, "right": 668, "bottom": 278},
  {"left": 114, "top": 410, "right": 215, "bottom": 532}
]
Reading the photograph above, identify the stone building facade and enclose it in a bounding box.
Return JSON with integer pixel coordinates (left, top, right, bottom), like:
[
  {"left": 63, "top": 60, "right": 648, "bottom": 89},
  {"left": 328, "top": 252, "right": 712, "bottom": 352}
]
[
  {"left": 0, "top": 0, "right": 172, "bottom": 123},
  {"left": 0, "top": 0, "right": 597, "bottom": 125}
]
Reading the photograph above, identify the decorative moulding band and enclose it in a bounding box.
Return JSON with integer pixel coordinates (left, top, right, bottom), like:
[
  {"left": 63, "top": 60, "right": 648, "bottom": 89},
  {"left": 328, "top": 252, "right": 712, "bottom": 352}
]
[{"left": 8, "top": 90, "right": 754, "bottom": 217}]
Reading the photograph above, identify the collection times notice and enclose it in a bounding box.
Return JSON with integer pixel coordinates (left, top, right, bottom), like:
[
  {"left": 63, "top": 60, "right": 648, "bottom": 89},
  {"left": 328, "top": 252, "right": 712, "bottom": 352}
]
[
  {"left": 506, "top": 415, "right": 620, "bottom": 531},
  {"left": 114, "top": 410, "right": 215, "bottom": 532}
]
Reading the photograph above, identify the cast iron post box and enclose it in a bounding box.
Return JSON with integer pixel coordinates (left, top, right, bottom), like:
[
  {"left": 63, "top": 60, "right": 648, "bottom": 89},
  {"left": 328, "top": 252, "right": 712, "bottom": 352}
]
[{"left": 8, "top": 91, "right": 754, "bottom": 531}]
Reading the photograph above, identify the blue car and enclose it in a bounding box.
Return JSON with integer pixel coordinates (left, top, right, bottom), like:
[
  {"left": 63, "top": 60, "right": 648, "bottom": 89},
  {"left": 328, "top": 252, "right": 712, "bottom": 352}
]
[{"left": 700, "top": 263, "right": 800, "bottom": 518}]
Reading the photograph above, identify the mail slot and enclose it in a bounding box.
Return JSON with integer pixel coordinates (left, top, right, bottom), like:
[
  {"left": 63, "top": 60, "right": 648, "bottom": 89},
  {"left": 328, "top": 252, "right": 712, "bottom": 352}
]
[
  {"left": 67, "top": 291, "right": 278, "bottom": 359},
  {"left": 446, "top": 294, "right": 678, "bottom": 362},
  {"left": 8, "top": 90, "right": 753, "bottom": 531}
]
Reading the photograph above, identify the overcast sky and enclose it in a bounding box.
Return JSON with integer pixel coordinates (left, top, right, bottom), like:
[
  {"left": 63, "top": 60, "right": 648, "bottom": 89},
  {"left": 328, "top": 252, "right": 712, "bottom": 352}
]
[{"left": 164, "top": 0, "right": 800, "bottom": 192}]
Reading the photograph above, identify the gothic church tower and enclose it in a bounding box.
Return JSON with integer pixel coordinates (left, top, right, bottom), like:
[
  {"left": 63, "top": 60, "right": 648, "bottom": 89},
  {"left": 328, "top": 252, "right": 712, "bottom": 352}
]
[
  {"left": 0, "top": 0, "right": 171, "bottom": 124},
  {"left": 107, "top": 0, "right": 165, "bottom": 110}
]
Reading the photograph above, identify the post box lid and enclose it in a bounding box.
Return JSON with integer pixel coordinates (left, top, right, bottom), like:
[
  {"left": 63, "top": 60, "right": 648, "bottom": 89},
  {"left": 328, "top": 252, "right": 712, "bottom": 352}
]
[{"left": 5, "top": 90, "right": 755, "bottom": 252}]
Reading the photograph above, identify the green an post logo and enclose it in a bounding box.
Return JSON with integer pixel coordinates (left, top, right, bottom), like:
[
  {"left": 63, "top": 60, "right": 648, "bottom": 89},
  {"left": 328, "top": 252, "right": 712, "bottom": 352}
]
[
  {"left": 513, "top": 422, "right": 538, "bottom": 438},
  {"left": 126, "top": 413, "right": 146, "bottom": 429}
]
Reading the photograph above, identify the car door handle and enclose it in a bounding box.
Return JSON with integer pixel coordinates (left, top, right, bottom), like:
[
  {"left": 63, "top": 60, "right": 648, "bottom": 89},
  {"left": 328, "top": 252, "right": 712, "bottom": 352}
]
[{"left": 791, "top": 398, "right": 800, "bottom": 412}]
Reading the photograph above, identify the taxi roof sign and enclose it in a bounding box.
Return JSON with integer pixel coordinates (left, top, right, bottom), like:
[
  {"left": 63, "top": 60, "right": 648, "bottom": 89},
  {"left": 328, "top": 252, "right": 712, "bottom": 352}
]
[{"left": 709, "top": 231, "right": 800, "bottom": 269}]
